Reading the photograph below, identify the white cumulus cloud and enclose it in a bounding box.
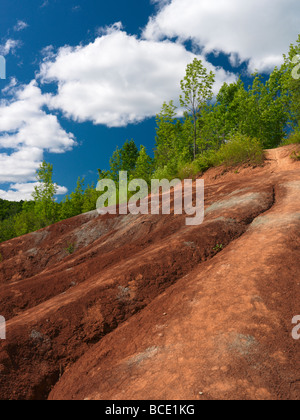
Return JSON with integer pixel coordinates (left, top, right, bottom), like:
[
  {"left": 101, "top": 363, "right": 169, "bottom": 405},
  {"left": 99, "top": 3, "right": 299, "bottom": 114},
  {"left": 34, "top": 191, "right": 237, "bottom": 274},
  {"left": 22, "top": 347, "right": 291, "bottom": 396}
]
[
  {"left": 0, "top": 81, "right": 75, "bottom": 153},
  {"left": 143, "top": 0, "right": 300, "bottom": 73},
  {"left": 39, "top": 25, "right": 236, "bottom": 128},
  {"left": 0, "top": 81, "right": 75, "bottom": 196}
]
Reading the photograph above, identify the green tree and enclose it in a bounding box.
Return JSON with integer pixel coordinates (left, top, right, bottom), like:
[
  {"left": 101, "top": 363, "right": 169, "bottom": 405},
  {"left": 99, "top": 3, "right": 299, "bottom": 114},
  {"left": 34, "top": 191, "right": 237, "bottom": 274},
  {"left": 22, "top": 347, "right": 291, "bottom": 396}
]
[
  {"left": 0, "top": 217, "right": 16, "bottom": 242},
  {"left": 120, "top": 139, "right": 139, "bottom": 175},
  {"left": 131, "top": 145, "right": 154, "bottom": 184},
  {"left": 32, "top": 161, "right": 58, "bottom": 226},
  {"left": 283, "top": 34, "right": 300, "bottom": 129},
  {"left": 259, "top": 67, "right": 289, "bottom": 147},
  {"left": 105, "top": 139, "right": 139, "bottom": 183},
  {"left": 14, "top": 202, "right": 38, "bottom": 237},
  {"left": 215, "top": 79, "right": 245, "bottom": 141},
  {"left": 82, "top": 183, "right": 100, "bottom": 213},
  {"left": 0, "top": 198, "right": 23, "bottom": 221},
  {"left": 154, "top": 101, "right": 178, "bottom": 168},
  {"left": 69, "top": 177, "right": 85, "bottom": 215},
  {"left": 236, "top": 71, "right": 289, "bottom": 148},
  {"left": 109, "top": 146, "right": 123, "bottom": 183},
  {"left": 58, "top": 195, "right": 74, "bottom": 220},
  {"left": 180, "top": 58, "right": 215, "bottom": 159}
]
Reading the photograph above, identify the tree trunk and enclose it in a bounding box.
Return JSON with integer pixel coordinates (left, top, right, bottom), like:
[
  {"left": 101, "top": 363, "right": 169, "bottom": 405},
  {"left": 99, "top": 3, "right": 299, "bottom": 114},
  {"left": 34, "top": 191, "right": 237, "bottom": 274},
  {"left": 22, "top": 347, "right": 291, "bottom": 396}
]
[{"left": 193, "top": 114, "right": 197, "bottom": 161}]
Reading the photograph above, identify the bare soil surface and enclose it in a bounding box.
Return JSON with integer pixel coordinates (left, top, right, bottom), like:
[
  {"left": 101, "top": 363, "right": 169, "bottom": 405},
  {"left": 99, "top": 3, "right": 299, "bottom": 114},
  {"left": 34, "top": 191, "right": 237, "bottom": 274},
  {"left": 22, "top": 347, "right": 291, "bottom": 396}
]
[{"left": 0, "top": 145, "right": 300, "bottom": 400}]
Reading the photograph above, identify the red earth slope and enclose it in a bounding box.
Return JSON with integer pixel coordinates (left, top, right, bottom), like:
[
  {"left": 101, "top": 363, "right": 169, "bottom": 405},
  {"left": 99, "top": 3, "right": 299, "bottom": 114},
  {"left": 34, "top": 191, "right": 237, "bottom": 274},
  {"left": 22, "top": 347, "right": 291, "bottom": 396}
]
[{"left": 0, "top": 145, "right": 300, "bottom": 400}]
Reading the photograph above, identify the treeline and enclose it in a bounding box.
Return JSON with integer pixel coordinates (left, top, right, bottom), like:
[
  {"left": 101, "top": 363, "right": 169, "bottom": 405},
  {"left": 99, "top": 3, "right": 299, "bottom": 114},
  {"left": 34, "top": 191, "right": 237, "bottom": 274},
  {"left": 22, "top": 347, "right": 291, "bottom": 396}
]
[
  {"left": 0, "top": 35, "right": 300, "bottom": 243},
  {"left": 0, "top": 162, "right": 99, "bottom": 243},
  {"left": 0, "top": 199, "right": 24, "bottom": 222}
]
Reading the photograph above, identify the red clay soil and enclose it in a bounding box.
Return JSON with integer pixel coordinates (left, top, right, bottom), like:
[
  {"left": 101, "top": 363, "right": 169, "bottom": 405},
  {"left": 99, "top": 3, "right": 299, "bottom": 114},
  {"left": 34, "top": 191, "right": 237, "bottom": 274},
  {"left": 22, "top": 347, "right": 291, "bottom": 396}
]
[{"left": 0, "top": 145, "right": 300, "bottom": 400}]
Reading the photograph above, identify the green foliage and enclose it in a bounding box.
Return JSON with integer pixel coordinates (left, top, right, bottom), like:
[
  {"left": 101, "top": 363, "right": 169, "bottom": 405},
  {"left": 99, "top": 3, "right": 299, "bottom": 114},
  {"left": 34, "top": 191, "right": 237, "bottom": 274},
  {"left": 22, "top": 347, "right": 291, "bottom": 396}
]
[
  {"left": 82, "top": 184, "right": 101, "bottom": 213},
  {"left": 290, "top": 151, "right": 300, "bottom": 161},
  {"left": 198, "top": 80, "right": 243, "bottom": 151},
  {"left": 131, "top": 145, "right": 154, "bottom": 184},
  {"left": 154, "top": 101, "right": 179, "bottom": 168},
  {"left": 177, "top": 161, "right": 199, "bottom": 180},
  {"left": 283, "top": 129, "right": 300, "bottom": 145},
  {"left": 213, "top": 244, "right": 223, "bottom": 252},
  {"left": 213, "top": 134, "right": 264, "bottom": 167},
  {"left": 180, "top": 58, "right": 215, "bottom": 160},
  {"left": 59, "top": 177, "right": 86, "bottom": 220},
  {"left": 154, "top": 103, "right": 195, "bottom": 180},
  {"left": 0, "top": 216, "right": 16, "bottom": 243},
  {"left": 176, "top": 151, "right": 215, "bottom": 179},
  {"left": 282, "top": 34, "right": 300, "bottom": 128},
  {"left": 65, "top": 242, "right": 75, "bottom": 255},
  {"left": 32, "top": 161, "right": 58, "bottom": 226},
  {"left": 152, "top": 164, "right": 177, "bottom": 182},
  {"left": 70, "top": 178, "right": 85, "bottom": 214},
  {"left": 14, "top": 205, "right": 41, "bottom": 237},
  {"left": 194, "top": 151, "right": 216, "bottom": 173},
  {"left": 237, "top": 71, "right": 289, "bottom": 148},
  {"left": 0, "top": 164, "right": 103, "bottom": 243},
  {"left": 106, "top": 139, "right": 139, "bottom": 182},
  {"left": 0, "top": 199, "right": 23, "bottom": 221}
]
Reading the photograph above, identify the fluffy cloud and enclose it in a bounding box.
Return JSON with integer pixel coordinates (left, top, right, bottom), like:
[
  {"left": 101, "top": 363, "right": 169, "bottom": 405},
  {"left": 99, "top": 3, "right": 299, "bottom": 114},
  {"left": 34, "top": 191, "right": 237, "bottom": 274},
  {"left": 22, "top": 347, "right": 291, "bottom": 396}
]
[
  {"left": 0, "top": 81, "right": 75, "bottom": 152},
  {"left": 39, "top": 25, "right": 236, "bottom": 127},
  {"left": 143, "top": 0, "right": 300, "bottom": 73},
  {"left": 0, "top": 147, "right": 43, "bottom": 183},
  {"left": 0, "top": 182, "right": 67, "bottom": 202},
  {"left": 0, "top": 81, "right": 75, "bottom": 197}
]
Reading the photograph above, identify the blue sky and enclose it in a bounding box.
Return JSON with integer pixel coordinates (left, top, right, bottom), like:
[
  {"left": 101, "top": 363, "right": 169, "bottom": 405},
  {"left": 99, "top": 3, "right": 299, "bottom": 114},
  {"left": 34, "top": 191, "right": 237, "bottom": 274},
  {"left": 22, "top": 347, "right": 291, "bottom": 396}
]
[{"left": 0, "top": 0, "right": 300, "bottom": 201}]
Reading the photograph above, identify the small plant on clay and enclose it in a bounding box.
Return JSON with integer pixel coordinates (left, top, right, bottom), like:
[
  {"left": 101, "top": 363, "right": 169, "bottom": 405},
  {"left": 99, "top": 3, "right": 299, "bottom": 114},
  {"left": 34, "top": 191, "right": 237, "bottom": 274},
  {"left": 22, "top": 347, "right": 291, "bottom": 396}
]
[
  {"left": 213, "top": 244, "right": 223, "bottom": 253},
  {"left": 65, "top": 242, "right": 75, "bottom": 255}
]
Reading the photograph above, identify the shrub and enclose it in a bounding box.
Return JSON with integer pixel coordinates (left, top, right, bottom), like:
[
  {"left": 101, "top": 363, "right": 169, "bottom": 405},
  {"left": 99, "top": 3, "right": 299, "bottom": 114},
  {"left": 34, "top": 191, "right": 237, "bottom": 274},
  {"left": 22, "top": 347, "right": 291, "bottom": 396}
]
[
  {"left": 283, "top": 130, "right": 300, "bottom": 145},
  {"left": 177, "top": 161, "right": 198, "bottom": 180},
  {"left": 195, "top": 151, "right": 215, "bottom": 173},
  {"left": 290, "top": 151, "right": 300, "bottom": 161},
  {"left": 153, "top": 160, "right": 179, "bottom": 181},
  {"left": 176, "top": 151, "right": 215, "bottom": 179},
  {"left": 213, "top": 133, "right": 264, "bottom": 167}
]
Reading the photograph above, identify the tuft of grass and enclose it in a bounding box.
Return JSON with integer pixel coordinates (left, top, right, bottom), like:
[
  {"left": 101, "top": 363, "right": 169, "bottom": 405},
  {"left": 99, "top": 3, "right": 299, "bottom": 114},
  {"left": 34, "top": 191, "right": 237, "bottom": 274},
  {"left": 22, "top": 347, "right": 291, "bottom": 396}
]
[
  {"left": 213, "top": 133, "right": 264, "bottom": 167},
  {"left": 65, "top": 242, "right": 75, "bottom": 255}
]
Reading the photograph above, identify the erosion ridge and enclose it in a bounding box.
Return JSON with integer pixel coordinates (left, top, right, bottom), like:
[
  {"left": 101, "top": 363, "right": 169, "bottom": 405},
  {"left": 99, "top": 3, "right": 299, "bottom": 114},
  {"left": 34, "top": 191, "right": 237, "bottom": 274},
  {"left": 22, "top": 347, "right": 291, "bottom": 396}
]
[{"left": 0, "top": 144, "right": 300, "bottom": 400}]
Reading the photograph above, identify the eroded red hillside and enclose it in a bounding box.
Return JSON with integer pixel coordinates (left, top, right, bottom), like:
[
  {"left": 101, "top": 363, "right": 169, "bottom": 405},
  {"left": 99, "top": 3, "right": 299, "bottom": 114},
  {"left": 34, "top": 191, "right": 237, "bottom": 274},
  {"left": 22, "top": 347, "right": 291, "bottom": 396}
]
[{"left": 0, "top": 145, "right": 300, "bottom": 400}]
